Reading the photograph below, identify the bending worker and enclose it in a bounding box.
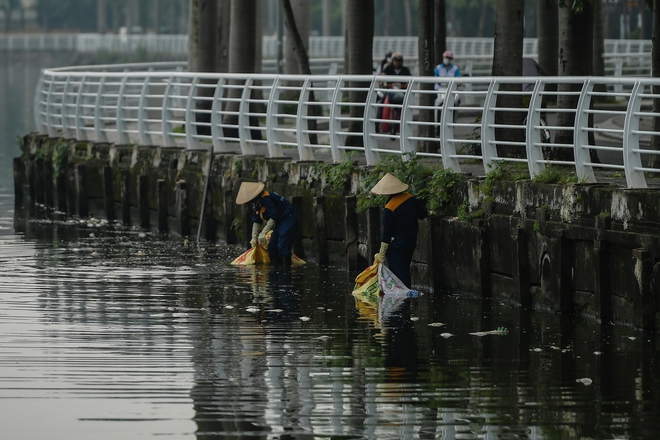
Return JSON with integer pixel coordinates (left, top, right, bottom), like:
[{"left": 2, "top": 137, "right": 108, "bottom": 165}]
[
  {"left": 236, "top": 181, "right": 299, "bottom": 269},
  {"left": 372, "top": 173, "right": 428, "bottom": 288}
]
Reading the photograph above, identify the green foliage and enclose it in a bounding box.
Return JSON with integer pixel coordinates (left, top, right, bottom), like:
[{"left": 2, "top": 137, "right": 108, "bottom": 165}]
[
  {"left": 533, "top": 221, "right": 540, "bottom": 232},
  {"left": 532, "top": 165, "right": 578, "bottom": 185},
  {"left": 457, "top": 199, "right": 484, "bottom": 223},
  {"left": 52, "top": 141, "right": 69, "bottom": 178},
  {"left": 16, "top": 136, "right": 25, "bottom": 158},
  {"left": 418, "top": 168, "right": 464, "bottom": 215},
  {"left": 356, "top": 153, "right": 433, "bottom": 213},
  {"left": 318, "top": 152, "right": 356, "bottom": 191}
]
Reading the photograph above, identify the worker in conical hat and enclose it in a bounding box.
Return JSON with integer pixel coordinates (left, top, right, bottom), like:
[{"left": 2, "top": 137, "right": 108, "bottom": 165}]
[
  {"left": 371, "top": 173, "right": 428, "bottom": 288},
  {"left": 236, "top": 181, "right": 299, "bottom": 269}
]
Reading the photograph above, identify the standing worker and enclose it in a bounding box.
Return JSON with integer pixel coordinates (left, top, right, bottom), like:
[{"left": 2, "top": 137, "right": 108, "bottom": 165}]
[
  {"left": 372, "top": 173, "right": 428, "bottom": 288},
  {"left": 236, "top": 181, "right": 299, "bottom": 269}
]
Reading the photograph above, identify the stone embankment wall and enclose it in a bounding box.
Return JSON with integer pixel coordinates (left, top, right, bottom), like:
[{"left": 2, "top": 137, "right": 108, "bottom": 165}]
[{"left": 14, "top": 134, "right": 660, "bottom": 330}]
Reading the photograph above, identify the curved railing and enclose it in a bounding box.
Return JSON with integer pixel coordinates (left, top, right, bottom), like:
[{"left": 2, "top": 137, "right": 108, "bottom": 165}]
[{"left": 35, "top": 64, "right": 660, "bottom": 188}]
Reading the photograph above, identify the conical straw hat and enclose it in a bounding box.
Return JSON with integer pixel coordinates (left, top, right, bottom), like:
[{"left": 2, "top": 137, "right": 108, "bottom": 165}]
[
  {"left": 236, "top": 181, "right": 265, "bottom": 205},
  {"left": 370, "top": 173, "right": 409, "bottom": 195}
]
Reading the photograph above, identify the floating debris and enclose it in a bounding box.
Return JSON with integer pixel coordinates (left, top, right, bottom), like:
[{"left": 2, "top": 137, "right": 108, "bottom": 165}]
[
  {"left": 628, "top": 336, "right": 636, "bottom": 341},
  {"left": 224, "top": 305, "right": 234, "bottom": 310},
  {"left": 315, "top": 335, "right": 330, "bottom": 341},
  {"left": 533, "top": 348, "right": 542, "bottom": 352},
  {"left": 160, "top": 277, "right": 172, "bottom": 284},
  {"left": 137, "top": 251, "right": 146, "bottom": 256},
  {"left": 594, "top": 351, "right": 601, "bottom": 355},
  {"left": 469, "top": 327, "right": 509, "bottom": 336},
  {"left": 440, "top": 333, "right": 454, "bottom": 338},
  {"left": 300, "top": 316, "right": 311, "bottom": 322},
  {"left": 267, "top": 308, "right": 283, "bottom": 313},
  {"left": 410, "top": 317, "right": 419, "bottom": 322},
  {"left": 138, "top": 232, "right": 146, "bottom": 238},
  {"left": 576, "top": 377, "right": 593, "bottom": 386},
  {"left": 246, "top": 306, "right": 260, "bottom": 313},
  {"left": 428, "top": 322, "right": 445, "bottom": 327},
  {"left": 91, "top": 251, "right": 99, "bottom": 256}
]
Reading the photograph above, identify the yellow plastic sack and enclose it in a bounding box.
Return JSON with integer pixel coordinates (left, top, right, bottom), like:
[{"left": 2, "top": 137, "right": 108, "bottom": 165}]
[
  {"left": 231, "top": 244, "right": 271, "bottom": 265},
  {"left": 352, "top": 256, "right": 381, "bottom": 300}
]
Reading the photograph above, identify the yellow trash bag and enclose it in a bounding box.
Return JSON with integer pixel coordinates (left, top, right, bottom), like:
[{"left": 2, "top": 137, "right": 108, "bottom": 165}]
[
  {"left": 352, "top": 255, "right": 382, "bottom": 327},
  {"left": 231, "top": 244, "right": 271, "bottom": 265}
]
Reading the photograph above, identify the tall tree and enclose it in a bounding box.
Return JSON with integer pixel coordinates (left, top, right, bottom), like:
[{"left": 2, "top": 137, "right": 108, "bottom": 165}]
[
  {"left": 593, "top": 0, "right": 605, "bottom": 77},
  {"left": 345, "top": 0, "right": 374, "bottom": 146},
  {"left": 553, "top": 0, "right": 594, "bottom": 160},
  {"left": 97, "top": 0, "right": 107, "bottom": 33},
  {"left": 492, "top": 0, "right": 525, "bottom": 157},
  {"left": 418, "top": 0, "right": 436, "bottom": 152},
  {"left": 282, "top": 0, "right": 319, "bottom": 145},
  {"left": 434, "top": 0, "right": 446, "bottom": 63},
  {"left": 188, "top": 0, "right": 218, "bottom": 73},
  {"left": 284, "top": 0, "right": 309, "bottom": 74},
  {"left": 538, "top": 0, "right": 558, "bottom": 76}
]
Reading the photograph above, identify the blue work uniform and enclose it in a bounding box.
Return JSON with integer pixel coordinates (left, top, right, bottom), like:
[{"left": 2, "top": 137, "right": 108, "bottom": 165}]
[
  {"left": 381, "top": 192, "right": 428, "bottom": 288},
  {"left": 252, "top": 191, "right": 299, "bottom": 260}
]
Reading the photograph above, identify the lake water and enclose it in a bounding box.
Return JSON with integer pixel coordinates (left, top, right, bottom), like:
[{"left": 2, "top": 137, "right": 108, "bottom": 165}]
[{"left": 2, "top": 51, "right": 660, "bottom": 440}]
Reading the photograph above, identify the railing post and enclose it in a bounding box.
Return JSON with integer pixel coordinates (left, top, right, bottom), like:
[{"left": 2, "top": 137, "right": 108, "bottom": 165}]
[
  {"left": 623, "top": 80, "right": 647, "bottom": 188},
  {"left": 526, "top": 79, "right": 546, "bottom": 179},
  {"left": 363, "top": 77, "right": 379, "bottom": 161},
  {"left": 94, "top": 76, "right": 108, "bottom": 143},
  {"left": 211, "top": 77, "right": 228, "bottom": 153},
  {"left": 34, "top": 71, "right": 47, "bottom": 135},
  {"left": 138, "top": 75, "right": 153, "bottom": 146},
  {"left": 439, "top": 78, "right": 460, "bottom": 171},
  {"left": 266, "top": 76, "right": 284, "bottom": 158},
  {"left": 116, "top": 76, "right": 130, "bottom": 144},
  {"left": 74, "top": 75, "right": 88, "bottom": 141},
  {"left": 45, "top": 74, "right": 58, "bottom": 138},
  {"left": 399, "top": 79, "right": 417, "bottom": 157},
  {"left": 481, "top": 78, "right": 498, "bottom": 174},
  {"left": 329, "top": 78, "right": 348, "bottom": 163},
  {"left": 185, "top": 76, "right": 202, "bottom": 150},
  {"left": 573, "top": 79, "right": 597, "bottom": 184},
  {"left": 161, "top": 74, "right": 178, "bottom": 147},
  {"left": 297, "top": 77, "right": 315, "bottom": 161},
  {"left": 238, "top": 76, "right": 256, "bottom": 155}
]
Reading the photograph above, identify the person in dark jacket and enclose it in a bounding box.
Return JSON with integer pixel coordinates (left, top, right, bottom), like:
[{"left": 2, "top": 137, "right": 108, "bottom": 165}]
[
  {"left": 236, "top": 181, "right": 299, "bottom": 269},
  {"left": 372, "top": 173, "right": 428, "bottom": 288}
]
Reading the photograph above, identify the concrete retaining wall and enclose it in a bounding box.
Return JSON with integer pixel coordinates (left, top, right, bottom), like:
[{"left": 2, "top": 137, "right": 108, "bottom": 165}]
[{"left": 14, "top": 134, "right": 660, "bottom": 330}]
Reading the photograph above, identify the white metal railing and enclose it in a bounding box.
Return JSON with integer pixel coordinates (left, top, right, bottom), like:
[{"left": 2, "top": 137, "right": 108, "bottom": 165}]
[{"left": 35, "top": 64, "right": 660, "bottom": 189}]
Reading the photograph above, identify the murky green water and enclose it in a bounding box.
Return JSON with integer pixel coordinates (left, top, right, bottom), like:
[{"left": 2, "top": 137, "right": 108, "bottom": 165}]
[{"left": 1, "top": 218, "right": 659, "bottom": 439}]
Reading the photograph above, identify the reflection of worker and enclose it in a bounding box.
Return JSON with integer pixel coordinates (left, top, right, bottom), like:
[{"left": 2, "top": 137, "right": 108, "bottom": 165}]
[
  {"left": 372, "top": 173, "right": 428, "bottom": 288},
  {"left": 236, "top": 182, "right": 299, "bottom": 269}
]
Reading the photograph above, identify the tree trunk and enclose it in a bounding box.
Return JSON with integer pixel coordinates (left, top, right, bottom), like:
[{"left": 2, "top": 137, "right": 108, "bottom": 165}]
[
  {"left": 403, "top": 0, "right": 413, "bottom": 36},
  {"left": 345, "top": 0, "right": 374, "bottom": 147},
  {"left": 383, "top": 0, "right": 390, "bottom": 36},
  {"left": 492, "top": 0, "right": 524, "bottom": 157},
  {"left": 434, "top": 0, "right": 446, "bottom": 63},
  {"left": 224, "top": 0, "right": 258, "bottom": 135},
  {"left": 281, "top": 0, "right": 318, "bottom": 145},
  {"left": 322, "top": 0, "right": 331, "bottom": 36},
  {"left": 97, "top": 0, "right": 107, "bottom": 34},
  {"left": 216, "top": 0, "right": 231, "bottom": 74},
  {"left": 537, "top": 0, "right": 558, "bottom": 76},
  {"left": 284, "top": 0, "right": 309, "bottom": 74},
  {"left": 477, "top": 0, "right": 490, "bottom": 37},
  {"left": 649, "top": 0, "right": 660, "bottom": 168},
  {"left": 593, "top": 0, "right": 605, "bottom": 77},
  {"left": 418, "top": 0, "right": 436, "bottom": 153},
  {"left": 554, "top": 1, "right": 594, "bottom": 162},
  {"left": 153, "top": 0, "right": 161, "bottom": 33}
]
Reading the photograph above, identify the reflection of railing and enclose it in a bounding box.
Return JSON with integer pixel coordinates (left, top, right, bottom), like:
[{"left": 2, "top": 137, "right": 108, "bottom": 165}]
[{"left": 35, "top": 64, "right": 660, "bottom": 188}]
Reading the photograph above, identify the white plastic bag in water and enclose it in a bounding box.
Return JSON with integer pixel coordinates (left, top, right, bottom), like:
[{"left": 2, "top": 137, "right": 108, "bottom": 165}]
[{"left": 377, "top": 264, "right": 422, "bottom": 324}]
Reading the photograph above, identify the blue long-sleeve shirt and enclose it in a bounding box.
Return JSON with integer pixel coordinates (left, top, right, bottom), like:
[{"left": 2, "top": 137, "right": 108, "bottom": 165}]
[
  {"left": 251, "top": 191, "right": 296, "bottom": 225},
  {"left": 381, "top": 192, "right": 428, "bottom": 246}
]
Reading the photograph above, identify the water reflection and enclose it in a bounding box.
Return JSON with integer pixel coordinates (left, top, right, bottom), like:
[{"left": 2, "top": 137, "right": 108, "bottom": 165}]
[{"left": 1, "top": 216, "right": 660, "bottom": 438}]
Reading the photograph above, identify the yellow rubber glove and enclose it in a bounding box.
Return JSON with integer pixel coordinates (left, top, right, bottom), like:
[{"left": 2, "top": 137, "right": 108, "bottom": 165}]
[
  {"left": 376, "top": 242, "right": 389, "bottom": 264},
  {"left": 251, "top": 223, "right": 261, "bottom": 248},
  {"left": 258, "top": 218, "right": 276, "bottom": 245}
]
